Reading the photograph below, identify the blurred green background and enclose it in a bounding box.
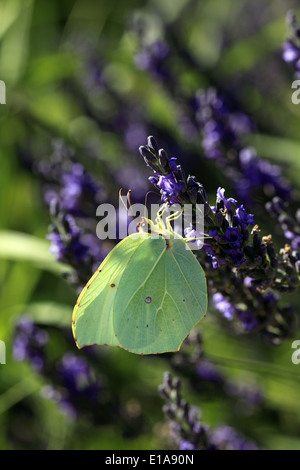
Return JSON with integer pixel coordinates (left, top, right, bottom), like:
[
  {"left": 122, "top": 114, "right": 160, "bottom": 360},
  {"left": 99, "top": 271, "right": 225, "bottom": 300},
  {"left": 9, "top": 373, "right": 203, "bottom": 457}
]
[{"left": 1, "top": 0, "right": 300, "bottom": 450}]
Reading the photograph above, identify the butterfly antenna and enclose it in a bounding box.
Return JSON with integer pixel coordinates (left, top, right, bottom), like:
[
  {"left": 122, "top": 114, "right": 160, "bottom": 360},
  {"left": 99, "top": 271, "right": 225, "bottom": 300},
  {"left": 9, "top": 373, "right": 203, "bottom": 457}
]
[
  {"left": 119, "top": 188, "right": 137, "bottom": 220},
  {"left": 144, "top": 190, "right": 160, "bottom": 211},
  {"left": 127, "top": 189, "right": 139, "bottom": 220}
]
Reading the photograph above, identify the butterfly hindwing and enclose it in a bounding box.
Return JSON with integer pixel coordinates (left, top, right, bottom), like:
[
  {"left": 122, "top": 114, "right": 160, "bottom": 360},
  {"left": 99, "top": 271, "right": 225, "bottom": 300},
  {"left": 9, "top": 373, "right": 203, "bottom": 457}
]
[{"left": 113, "top": 237, "right": 207, "bottom": 354}]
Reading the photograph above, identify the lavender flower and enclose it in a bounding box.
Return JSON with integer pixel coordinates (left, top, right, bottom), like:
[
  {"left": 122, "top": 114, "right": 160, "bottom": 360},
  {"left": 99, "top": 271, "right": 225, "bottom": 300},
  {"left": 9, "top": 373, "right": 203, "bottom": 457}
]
[
  {"left": 59, "top": 162, "right": 101, "bottom": 216},
  {"left": 140, "top": 135, "right": 299, "bottom": 342},
  {"left": 266, "top": 197, "right": 300, "bottom": 276},
  {"left": 47, "top": 205, "right": 106, "bottom": 288},
  {"left": 123, "top": 123, "right": 148, "bottom": 153},
  {"left": 40, "top": 385, "right": 77, "bottom": 420},
  {"left": 213, "top": 290, "right": 259, "bottom": 332},
  {"left": 141, "top": 137, "right": 255, "bottom": 269},
  {"left": 282, "top": 11, "right": 300, "bottom": 77},
  {"left": 237, "top": 147, "right": 291, "bottom": 203},
  {"left": 13, "top": 323, "right": 108, "bottom": 423},
  {"left": 194, "top": 88, "right": 250, "bottom": 160},
  {"left": 156, "top": 173, "right": 184, "bottom": 204},
  {"left": 193, "top": 88, "right": 291, "bottom": 207},
  {"left": 37, "top": 141, "right": 109, "bottom": 288},
  {"left": 171, "top": 331, "right": 263, "bottom": 411},
  {"left": 179, "top": 440, "right": 197, "bottom": 450},
  {"left": 41, "top": 142, "right": 102, "bottom": 218},
  {"left": 269, "top": 200, "right": 300, "bottom": 251},
  {"left": 134, "top": 40, "right": 171, "bottom": 81},
  {"left": 132, "top": 25, "right": 292, "bottom": 213},
  {"left": 58, "top": 353, "right": 101, "bottom": 400},
  {"left": 47, "top": 213, "right": 89, "bottom": 263},
  {"left": 212, "top": 293, "right": 237, "bottom": 321},
  {"left": 39, "top": 353, "right": 103, "bottom": 421},
  {"left": 210, "top": 425, "right": 259, "bottom": 450},
  {"left": 236, "top": 205, "right": 255, "bottom": 229},
  {"left": 13, "top": 316, "right": 49, "bottom": 372},
  {"left": 70, "top": 35, "right": 107, "bottom": 96},
  {"left": 282, "top": 41, "right": 300, "bottom": 65},
  {"left": 159, "top": 372, "right": 259, "bottom": 450},
  {"left": 195, "top": 359, "right": 225, "bottom": 384}
]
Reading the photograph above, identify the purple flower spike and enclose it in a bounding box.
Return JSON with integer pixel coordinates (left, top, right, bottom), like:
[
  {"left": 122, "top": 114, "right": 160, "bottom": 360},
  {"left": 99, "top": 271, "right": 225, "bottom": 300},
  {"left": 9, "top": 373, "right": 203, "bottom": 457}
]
[
  {"left": 156, "top": 173, "right": 183, "bottom": 204},
  {"left": 13, "top": 316, "right": 49, "bottom": 372}
]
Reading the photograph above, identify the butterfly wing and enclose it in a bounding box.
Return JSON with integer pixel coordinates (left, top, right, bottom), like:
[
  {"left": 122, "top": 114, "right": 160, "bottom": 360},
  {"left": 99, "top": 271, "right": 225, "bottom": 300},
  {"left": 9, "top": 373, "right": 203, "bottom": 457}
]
[
  {"left": 113, "top": 236, "right": 207, "bottom": 354},
  {"left": 72, "top": 233, "right": 151, "bottom": 349}
]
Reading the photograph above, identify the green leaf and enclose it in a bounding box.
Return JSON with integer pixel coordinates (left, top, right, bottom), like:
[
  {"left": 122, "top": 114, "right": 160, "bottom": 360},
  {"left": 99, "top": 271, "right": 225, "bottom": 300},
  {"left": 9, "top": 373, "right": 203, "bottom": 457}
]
[
  {"left": 0, "top": 230, "right": 71, "bottom": 274},
  {"left": 26, "top": 301, "right": 72, "bottom": 328}
]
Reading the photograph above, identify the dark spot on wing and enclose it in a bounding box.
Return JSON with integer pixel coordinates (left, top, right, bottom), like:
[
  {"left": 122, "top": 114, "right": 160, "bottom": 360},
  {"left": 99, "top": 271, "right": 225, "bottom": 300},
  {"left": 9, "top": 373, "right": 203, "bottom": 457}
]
[
  {"left": 145, "top": 296, "right": 152, "bottom": 303},
  {"left": 110, "top": 283, "right": 116, "bottom": 288}
]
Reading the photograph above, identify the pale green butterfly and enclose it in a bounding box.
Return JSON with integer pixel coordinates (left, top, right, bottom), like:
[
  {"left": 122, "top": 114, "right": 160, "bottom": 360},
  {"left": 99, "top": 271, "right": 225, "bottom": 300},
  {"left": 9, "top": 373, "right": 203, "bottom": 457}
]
[{"left": 72, "top": 198, "right": 207, "bottom": 355}]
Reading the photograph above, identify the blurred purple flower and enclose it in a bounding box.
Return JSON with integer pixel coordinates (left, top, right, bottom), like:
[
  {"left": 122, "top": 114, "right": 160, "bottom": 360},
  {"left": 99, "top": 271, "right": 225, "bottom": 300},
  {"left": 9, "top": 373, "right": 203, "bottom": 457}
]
[
  {"left": 237, "top": 148, "right": 291, "bottom": 202},
  {"left": 195, "top": 88, "right": 291, "bottom": 206},
  {"left": 13, "top": 316, "right": 49, "bottom": 372},
  {"left": 195, "top": 359, "right": 224, "bottom": 384},
  {"left": 282, "top": 40, "right": 300, "bottom": 64},
  {"left": 47, "top": 214, "right": 89, "bottom": 263},
  {"left": 58, "top": 352, "right": 101, "bottom": 401},
  {"left": 179, "top": 440, "right": 197, "bottom": 450},
  {"left": 60, "top": 163, "right": 101, "bottom": 215},
  {"left": 134, "top": 40, "right": 171, "bottom": 80},
  {"left": 238, "top": 310, "right": 259, "bottom": 332},
  {"left": 210, "top": 425, "right": 259, "bottom": 450},
  {"left": 124, "top": 123, "right": 148, "bottom": 152},
  {"left": 213, "top": 293, "right": 237, "bottom": 321}
]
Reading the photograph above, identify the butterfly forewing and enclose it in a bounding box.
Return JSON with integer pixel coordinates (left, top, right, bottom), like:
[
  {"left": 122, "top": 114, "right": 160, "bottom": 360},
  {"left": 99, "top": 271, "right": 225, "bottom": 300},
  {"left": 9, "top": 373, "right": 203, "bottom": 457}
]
[{"left": 72, "top": 233, "right": 150, "bottom": 348}]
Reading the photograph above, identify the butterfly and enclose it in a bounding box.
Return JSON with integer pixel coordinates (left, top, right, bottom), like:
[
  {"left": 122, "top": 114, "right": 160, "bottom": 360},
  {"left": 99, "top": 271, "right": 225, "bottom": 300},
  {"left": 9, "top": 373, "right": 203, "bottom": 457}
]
[{"left": 72, "top": 196, "right": 207, "bottom": 355}]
